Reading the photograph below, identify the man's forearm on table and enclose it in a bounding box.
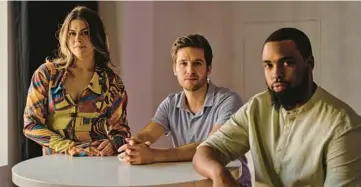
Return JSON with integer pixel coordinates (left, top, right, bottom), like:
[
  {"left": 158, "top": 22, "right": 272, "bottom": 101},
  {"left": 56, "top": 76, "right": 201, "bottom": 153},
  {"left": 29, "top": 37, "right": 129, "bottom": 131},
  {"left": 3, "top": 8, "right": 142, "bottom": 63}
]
[
  {"left": 192, "top": 145, "right": 229, "bottom": 180},
  {"left": 151, "top": 142, "right": 201, "bottom": 162}
]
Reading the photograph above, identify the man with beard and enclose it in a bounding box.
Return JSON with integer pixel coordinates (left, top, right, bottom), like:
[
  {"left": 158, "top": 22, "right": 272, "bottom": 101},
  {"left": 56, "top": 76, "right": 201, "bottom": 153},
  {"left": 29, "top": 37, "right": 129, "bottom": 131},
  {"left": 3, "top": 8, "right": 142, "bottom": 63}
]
[
  {"left": 117, "top": 33, "right": 251, "bottom": 186},
  {"left": 193, "top": 27, "right": 361, "bottom": 187}
]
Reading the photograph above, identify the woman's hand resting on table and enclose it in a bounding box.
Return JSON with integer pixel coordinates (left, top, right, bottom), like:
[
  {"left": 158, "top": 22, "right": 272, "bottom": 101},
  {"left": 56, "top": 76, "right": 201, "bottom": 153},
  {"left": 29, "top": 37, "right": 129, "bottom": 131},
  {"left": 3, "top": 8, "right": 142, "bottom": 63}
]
[{"left": 92, "top": 139, "right": 115, "bottom": 156}]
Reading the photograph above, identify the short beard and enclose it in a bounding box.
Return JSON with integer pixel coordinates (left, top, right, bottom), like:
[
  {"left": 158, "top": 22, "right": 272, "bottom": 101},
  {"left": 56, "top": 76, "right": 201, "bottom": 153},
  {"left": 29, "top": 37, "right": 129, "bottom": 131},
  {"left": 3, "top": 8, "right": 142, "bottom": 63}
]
[
  {"left": 184, "top": 76, "right": 208, "bottom": 91},
  {"left": 268, "top": 72, "right": 311, "bottom": 110}
]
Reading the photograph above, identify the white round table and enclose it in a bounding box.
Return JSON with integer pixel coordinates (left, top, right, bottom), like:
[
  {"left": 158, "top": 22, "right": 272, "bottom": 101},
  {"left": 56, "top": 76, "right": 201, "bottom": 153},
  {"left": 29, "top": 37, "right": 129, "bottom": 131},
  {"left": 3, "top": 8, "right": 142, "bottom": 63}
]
[{"left": 12, "top": 154, "right": 241, "bottom": 187}]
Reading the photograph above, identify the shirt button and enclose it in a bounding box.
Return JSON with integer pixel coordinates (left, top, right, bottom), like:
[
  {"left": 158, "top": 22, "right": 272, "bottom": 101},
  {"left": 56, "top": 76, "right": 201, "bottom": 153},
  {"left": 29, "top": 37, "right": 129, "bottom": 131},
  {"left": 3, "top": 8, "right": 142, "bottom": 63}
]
[{"left": 275, "top": 165, "right": 280, "bottom": 173}]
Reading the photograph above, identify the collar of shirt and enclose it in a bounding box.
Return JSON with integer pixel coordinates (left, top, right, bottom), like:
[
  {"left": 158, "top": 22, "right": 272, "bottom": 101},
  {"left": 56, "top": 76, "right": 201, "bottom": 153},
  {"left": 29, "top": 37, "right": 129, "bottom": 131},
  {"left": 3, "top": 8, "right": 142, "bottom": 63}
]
[
  {"left": 52, "top": 64, "right": 105, "bottom": 95},
  {"left": 176, "top": 82, "right": 216, "bottom": 110}
]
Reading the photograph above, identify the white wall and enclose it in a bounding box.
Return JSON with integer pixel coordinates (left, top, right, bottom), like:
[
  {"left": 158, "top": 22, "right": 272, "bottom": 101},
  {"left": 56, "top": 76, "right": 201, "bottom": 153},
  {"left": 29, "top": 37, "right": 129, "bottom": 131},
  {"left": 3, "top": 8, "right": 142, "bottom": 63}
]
[
  {"left": 231, "top": 1, "right": 361, "bottom": 110},
  {"left": 99, "top": 1, "right": 361, "bottom": 150},
  {"left": 0, "top": 0, "right": 9, "bottom": 168},
  {"left": 98, "top": 3, "right": 361, "bottom": 186},
  {"left": 0, "top": 1, "right": 18, "bottom": 187}
]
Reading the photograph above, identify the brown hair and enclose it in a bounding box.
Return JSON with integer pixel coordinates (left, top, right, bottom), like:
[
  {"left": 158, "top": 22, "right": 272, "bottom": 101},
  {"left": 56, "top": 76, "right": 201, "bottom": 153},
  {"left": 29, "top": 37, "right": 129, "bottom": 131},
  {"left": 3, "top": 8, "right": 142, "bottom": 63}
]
[
  {"left": 51, "top": 6, "right": 113, "bottom": 70},
  {"left": 170, "top": 33, "right": 213, "bottom": 67}
]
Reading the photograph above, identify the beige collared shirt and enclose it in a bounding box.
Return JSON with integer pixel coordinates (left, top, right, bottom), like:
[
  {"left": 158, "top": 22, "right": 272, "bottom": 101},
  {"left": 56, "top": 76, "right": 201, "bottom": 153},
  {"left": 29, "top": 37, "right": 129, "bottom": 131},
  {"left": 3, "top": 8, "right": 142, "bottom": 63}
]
[{"left": 200, "top": 86, "right": 361, "bottom": 187}]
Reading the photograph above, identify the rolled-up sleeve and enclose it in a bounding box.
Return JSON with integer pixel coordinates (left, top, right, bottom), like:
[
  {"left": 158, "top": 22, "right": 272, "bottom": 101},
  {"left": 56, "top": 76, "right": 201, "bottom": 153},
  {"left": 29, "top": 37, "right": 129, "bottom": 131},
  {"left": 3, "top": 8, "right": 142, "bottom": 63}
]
[
  {"left": 199, "top": 104, "right": 250, "bottom": 165},
  {"left": 324, "top": 118, "right": 361, "bottom": 187}
]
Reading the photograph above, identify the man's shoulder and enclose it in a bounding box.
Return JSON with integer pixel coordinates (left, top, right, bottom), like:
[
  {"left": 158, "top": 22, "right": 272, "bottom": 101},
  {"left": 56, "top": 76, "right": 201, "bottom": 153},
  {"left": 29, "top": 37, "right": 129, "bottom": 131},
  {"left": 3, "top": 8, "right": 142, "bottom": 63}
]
[
  {"left": 160, "top": 91, "right": 184, "bottom": 106},
  {"left": 213, "top": 86, "right": 238, "bottom": 97},
  {"left": 315, "top": 87, "right": 361, "bottom": 123},
  {"left": 212, "top": 85, "right": 242, "bottom": 103},
  {"left": 212, "top": 84, "right": 271, "bottom": 107},
  {"left": 310, "top": 86, "right": 361, "bottom": 139},
  {"left": 243, "top": 90, "right": 271, "bottom": 107}
]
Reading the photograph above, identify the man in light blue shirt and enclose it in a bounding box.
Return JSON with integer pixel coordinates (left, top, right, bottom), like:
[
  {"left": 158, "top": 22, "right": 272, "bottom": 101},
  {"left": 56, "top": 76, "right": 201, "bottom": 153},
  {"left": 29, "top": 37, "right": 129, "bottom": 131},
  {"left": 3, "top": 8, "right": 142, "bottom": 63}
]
[{"left": 118, "top": 33, "right": 251, "bottom": 186}]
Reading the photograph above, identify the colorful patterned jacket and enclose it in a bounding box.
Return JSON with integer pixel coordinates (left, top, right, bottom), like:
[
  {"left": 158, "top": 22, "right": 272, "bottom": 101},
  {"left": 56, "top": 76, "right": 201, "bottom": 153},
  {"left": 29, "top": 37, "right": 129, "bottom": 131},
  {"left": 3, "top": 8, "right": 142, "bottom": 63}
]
[{"left": 23, "top": 61, "right": 130, "bottom": 155}]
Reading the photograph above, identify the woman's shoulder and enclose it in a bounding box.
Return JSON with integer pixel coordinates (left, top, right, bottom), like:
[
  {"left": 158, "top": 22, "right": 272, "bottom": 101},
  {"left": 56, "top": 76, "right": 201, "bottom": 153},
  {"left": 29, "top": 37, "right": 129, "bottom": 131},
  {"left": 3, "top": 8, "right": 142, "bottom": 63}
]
[
  {"left": 38, "top": 59, "right": 66, "bottom": 72},
  {"left": 100, "top": 66, "right": 123, "bottom": 82},
  {"left": 101, "top": 66, "right": 126, "bottom": 92},
  {"left": 33, "top": 60, "right": 66, "bottom": 81}
]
